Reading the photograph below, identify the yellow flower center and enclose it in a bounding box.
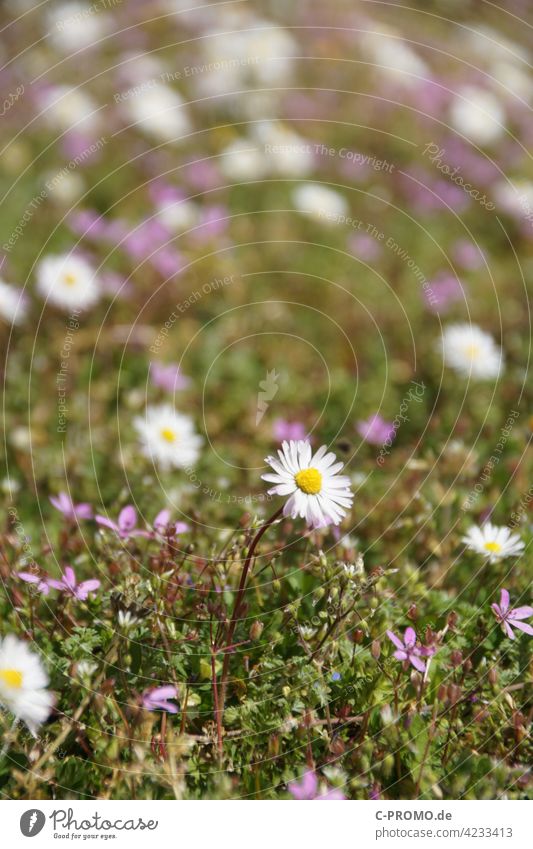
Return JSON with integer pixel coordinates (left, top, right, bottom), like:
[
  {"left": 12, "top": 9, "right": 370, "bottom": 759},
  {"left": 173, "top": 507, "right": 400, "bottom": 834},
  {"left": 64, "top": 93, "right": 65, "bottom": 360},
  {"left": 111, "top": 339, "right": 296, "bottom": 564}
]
[
  {"left": 466, "top": 344, "right": 480, "bottom": 359},
  {"left": 0, "top": 668, "right": 23, "bottom": 689},
  {"left": 63, "top": 273, "right": 77, "bottom": 286},
  {"left": 295, "top": 467, "right": 322, "bottom": 495},
  {"left": 484, "top": 541, "right": 502, "bottom": 553},
  {"left": 160, "top": 427, "right": 177, "bottom": 443}
]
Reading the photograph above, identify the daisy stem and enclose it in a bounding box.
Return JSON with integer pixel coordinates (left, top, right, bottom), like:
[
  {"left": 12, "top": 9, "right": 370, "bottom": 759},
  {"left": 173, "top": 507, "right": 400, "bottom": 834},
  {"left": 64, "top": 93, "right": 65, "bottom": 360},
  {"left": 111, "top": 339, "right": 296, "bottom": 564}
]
[{"left": 218, "top": 506, "right": 283, "bottom": 719}]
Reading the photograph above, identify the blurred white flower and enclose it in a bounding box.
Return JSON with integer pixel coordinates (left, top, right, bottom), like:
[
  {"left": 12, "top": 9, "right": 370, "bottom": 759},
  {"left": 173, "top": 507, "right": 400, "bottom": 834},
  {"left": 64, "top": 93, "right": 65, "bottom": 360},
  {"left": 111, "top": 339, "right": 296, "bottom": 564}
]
[
  {"left": 363, "top": 24, "right": 429, "bottom": 84},
  {"left": 493, "top": 179, "right": 533, "bottom": 217},
  {"left": 41, "top": 85, "right": 101, "bottom": 133},
  {"left": 440, "top": 323, "right": 503, "bottom": 379},
  {"left": 46, "top": 2, "right": 110, "bottom": 53},
  {"left": 292, "top": 183, "right": 349, "bottom": 222},
  {"left": 253, "top": 122, "right": 314, "bottom": 177},
  {"left": 0, "top": 279, "right": 27, "bottom": 325},
  {"left": 36, "top": 253, "right": 100, "bottom": 311},
  {"left": 125, "top": 85, "right": 190, "bottom": 143},
  {"left": 219, "top": 138, "right": 267, "bottom": 181},
  {"left": 449, "top": 86, "right": 505, "bottom": 145},
  {"left": 0, "top": 635, "right": 54, "bottom": 735},
  {"left": 462, "top": 522, "right": 524, "bottom": 562},
  {"left": 134, "top": 404, "right": 202, "bottom": 470}
]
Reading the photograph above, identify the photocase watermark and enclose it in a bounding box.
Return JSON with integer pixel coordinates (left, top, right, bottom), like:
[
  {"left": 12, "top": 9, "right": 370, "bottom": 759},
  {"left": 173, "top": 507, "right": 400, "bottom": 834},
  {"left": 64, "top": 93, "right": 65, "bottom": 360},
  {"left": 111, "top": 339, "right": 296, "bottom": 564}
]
[
  {"left": 377, "top": 381, "right": 426, "bottom": 465},
  {"left": 369, "top": 225, "right": 438, "bottom": 309},
  {"left": 314, "top": 143, "right": 395, "bottom": 172},
  {"left": 7, "top": 506, "right": 36, "bottom": 571},
  {"left": 57, "top": 310, "right": 81, "bottom": 434},
  {"left": 256, "top": 369, "right": 280, "bottom": 425},
  {"left": 422, "top": 143, "right": 495, "bottom": 211},
  {"left": 0, "top": 83, "right": 24, "bottom": 117},
  {"left": 183, "top": 465, "right": 273, "bottom": 506},
  {"left": 461, "top": 410, "right": 520, "bottom": 511},
  {"left": 46, "top": 135, "right": 107, "bottom": 194},
  {"left": 509, "top": 482, "right": 533, "bottom": 529},
  {"left": 150, "top": 274, "right": 234, "bottom": 354}
]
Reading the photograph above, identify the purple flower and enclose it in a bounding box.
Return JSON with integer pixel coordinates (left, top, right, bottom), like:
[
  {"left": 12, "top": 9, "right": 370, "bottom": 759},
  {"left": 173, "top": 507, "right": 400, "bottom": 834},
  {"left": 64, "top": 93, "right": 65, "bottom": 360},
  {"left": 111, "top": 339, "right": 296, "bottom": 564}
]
[
  {"left": 348, "top": 233, "right": 382, "bottom": 261},
  {"left": 357, "top": 414, "right": 395, "bottom": 446},
  {"left": 491, "top": 589, "right": 533, "bottom": 640},
  {"left": 47, "top": 566, "right": 100, "bottom": 601},
  {"left": 273, "top": 419, "right": 307, "bottom": 441},
  {"left": 150, "top": 362, "right": 190, "bottom": 393},
  {"left": 386, "top": 627, "right": 435, "bottom": 673},
  {"left": 152, "top": 509, "right": 189, "bottom": 538},
  {"left": 95, "top": 505, "right": 150, "bottom": 539},
  {"left": 424, "top": 273, "right": 464, "bottom": 313},
  {"left": 17, "top": 571, "right": 50, "bottom": 595},
  {"left": 453, "top": 239, "right": 485, "bottom": 270},
  {"left": 50, "top": 492, "right": 93, "bottom": 521},
  {"left": 142, "top": 685, "right": 179, "bottom": 713},
  {"left": 288, "top": 771, "right": 345, "bottom": 800}
]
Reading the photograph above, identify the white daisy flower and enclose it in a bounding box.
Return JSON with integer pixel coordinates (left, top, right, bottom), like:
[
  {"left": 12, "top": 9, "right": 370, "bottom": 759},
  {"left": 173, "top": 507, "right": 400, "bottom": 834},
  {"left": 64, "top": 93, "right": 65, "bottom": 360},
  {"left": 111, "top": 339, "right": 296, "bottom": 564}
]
[
  {"left": 462, "top": 522, "right": 525, "bottom": 563},
  {"left": 42, "top": 85, "right": 101, "bottom": 133},
  {"left": 253, "top": 121, "right": 314, "bottom": 177},
  {"left": 219, "top": 138, "right": 267, "bottom": 181},
  {"left": 449, "top": 86, "right": 505, "bottom": 145},
  {"left": 292, "top": 183, "right": 349, "bottom": 223},
  {"left": 46, "top": 1, "right": 110, "bottom": 53},
  {"left": 0, "top": 635, "right": 54, "bottom": 735},
  {"left": 125, "top": 85, "right": 190, "bottom": 143},
  {"left": 440, "top": 323, "right": 503, "bottom": 379},
  {"left": 0, "top": 279, "right": 27, "bottom": 325},
  {"left": 134, "top": 404, "right": 202, "bottom": 471},
  {"left": 36, "top": 253, "right": 100, "bottom": 311},
  {"left": 262, "top": 440, "right": 354, "bottom": 529}
]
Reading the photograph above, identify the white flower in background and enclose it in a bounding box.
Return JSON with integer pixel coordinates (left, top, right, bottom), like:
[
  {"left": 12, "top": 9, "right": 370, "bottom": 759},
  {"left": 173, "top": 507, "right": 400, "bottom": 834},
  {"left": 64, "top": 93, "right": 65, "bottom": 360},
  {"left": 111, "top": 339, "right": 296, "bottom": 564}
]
[
  {"left": 440, "top": 324, "right": 503, "bottom": 379},
  {"left": 293, "top": 183, "right": 349, "bottom": 222},
  {"left": 46, "top": 1, "right": 110, "bottom": 53},
  {"left": 44, "top": 170, "right": 85, "bottom": 205},
  {"left": 462, "top": 523, "right": 524, "bottom": 563},
  {"left": 262, "top": 440, "right": 354, "bottom": 529},
  {"left": 253, "top": 122, "right": 314, "bottom": 177},
  {"left": 134, "top": 404, "right": 202, "bottom": 470},
  {"left": 0, "top": 635, "right": 54, "bottom": 735},
  {"left": 36, "top": 253, "right": 100, "bottom": 311},
  {"left": 493, "top": 179, "right": 533, "bottom": 218},
  {"left": 156, "top": 197, "right": 199, "bottom": 232},
  {"left": 41, "top": 85, "right": 101, "bottom": 133},
  {"left": 464, "top": 26, "right": 530, "bottom": 98},
  {"left": 125, "top": 85, "right": 190, "bottom": 143},
  {"left": 449, "top": 86, "right": 505, "bottom": 145},
  {"left": 0, "top": 279, "right": 27, "bottom": 325},
  {"left": 219, "top": 139, "right": 267, "bottom": 181},
  {"left": 363, "top": 24, "right": 429, "bottom": 84}
]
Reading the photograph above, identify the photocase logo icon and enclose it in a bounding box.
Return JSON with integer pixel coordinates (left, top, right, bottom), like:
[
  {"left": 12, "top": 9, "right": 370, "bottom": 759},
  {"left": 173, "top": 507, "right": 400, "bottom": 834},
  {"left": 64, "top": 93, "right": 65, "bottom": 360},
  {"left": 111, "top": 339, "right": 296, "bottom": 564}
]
[
  {"left": 20, "top": 809, "right": 46, "bottom": 837},
  {"left": 256, "top": 369, "right": 280, "bottom": 425}
]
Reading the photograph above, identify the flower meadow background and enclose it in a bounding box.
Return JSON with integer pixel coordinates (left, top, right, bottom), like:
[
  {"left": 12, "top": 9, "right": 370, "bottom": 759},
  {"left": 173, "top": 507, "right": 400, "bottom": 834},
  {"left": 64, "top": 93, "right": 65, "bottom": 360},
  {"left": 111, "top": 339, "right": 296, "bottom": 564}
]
[{"left": 0, "top": 0, "right": 532, "bottom": 802}]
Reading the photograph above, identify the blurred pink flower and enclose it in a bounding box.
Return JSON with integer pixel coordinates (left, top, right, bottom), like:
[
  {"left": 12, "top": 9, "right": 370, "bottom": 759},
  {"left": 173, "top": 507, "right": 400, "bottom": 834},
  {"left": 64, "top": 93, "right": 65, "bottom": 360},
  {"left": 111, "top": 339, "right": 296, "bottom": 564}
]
[
  {"left": 142, "top": 685, "right": 179, "bottom": 713},
  {"left": 491, "top": 589, "right": 533, "bottom": 640},
  {"left": 288, "top": 771, "right": 345, "bottom": 800},
  {"left": 453, "top": 239, "right": 485, "bottom": 270},
  {"left": 95, "top": 505, "right": 150, "bottom": 539},
  {"left": 151, "top": 362, "right": 190, "bottom": 392},
  {"left": 50, "top": 492, "right": 93, "bottom": 520},
  {"left": 424, "top": 273, "right": 464, "bottom": 313},
  {"left": 152, "top": 508, "right": 189, "bottom": 538},
  {"left": 357, "top": 414, "right": 395, "bottom": 445},
  {"left": 47, "top": 566, "right": 100, "bottom": 601},
  {"left": 273, "top": 419, "right": 307, "bottom": 441},
  {"left": 348, "top": 233, "right": 382, "bottom": 261}
]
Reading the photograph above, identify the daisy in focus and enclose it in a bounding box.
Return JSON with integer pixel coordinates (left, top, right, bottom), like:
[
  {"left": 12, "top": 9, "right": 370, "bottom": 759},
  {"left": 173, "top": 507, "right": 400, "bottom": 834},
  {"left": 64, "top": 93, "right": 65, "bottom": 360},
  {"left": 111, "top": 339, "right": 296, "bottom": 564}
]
[
  {"left": 36, "top": 253, "right": 100, "bottom": 311},
  {"left": 462, "top": 522, "right": 524, "bottom": 562},
  {"left": 440, "top": 323, "right": 503, "bottom": 379},
  {"left": 0, "top": 635, "right": 54, "bottom": 735},
  {"left": 262, "top": 440, "right": 353, "bottom": 529},
  {"left": 134, "top": 404, "right": 202, "bottom": 471},
  {"left": 491, "top": 589, "right": 533, "bottom": 640}
]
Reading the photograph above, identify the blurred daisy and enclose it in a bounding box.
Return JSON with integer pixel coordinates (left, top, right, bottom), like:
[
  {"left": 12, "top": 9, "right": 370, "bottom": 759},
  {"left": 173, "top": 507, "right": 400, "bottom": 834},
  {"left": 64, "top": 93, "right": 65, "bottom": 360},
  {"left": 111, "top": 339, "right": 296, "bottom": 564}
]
[
  {"left": 462, "top": 523, "right": 524, "bottom": 562},
  {"left": 440, "top": 324, "right": 503, "bottom": 379},
  {"left": 262, "top": 440, "right": 354, "bottom": 529},
  {"left": 46, "top": 1, "right": 110, "bottom": 53},
  {"left": 449, "top": 86, "right": 505, "bottom": 145},
  {"left": 292, "top": 183, "right": 349, "bottom": 222},
  {"left": 36, "top": 253, "right": 100, "bottom": 311},
  {"left": 41, "top": 84, "right": 101, "bottom": 134},
  {"left": 0, "top": 279, "right": 27, "bottom": 325},
  {"left": 134, "top": 404, "right": 202, "bottom": 470},
  {"left": 0, "top": 635, "right": 54, "bottom": 735},
  {"left": 125, "top": 85, "right": 190, "bottom": 143},
  {"left": 219, "top": 138, "right": 267, "bottom": 181}
]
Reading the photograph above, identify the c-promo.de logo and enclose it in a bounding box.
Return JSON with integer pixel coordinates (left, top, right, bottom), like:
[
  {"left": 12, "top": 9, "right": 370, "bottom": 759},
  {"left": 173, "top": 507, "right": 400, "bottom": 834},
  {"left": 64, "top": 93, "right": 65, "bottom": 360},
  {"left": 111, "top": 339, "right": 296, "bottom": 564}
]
[{"left": 20, "top": 809, "right": 46, "bottom": 837}]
